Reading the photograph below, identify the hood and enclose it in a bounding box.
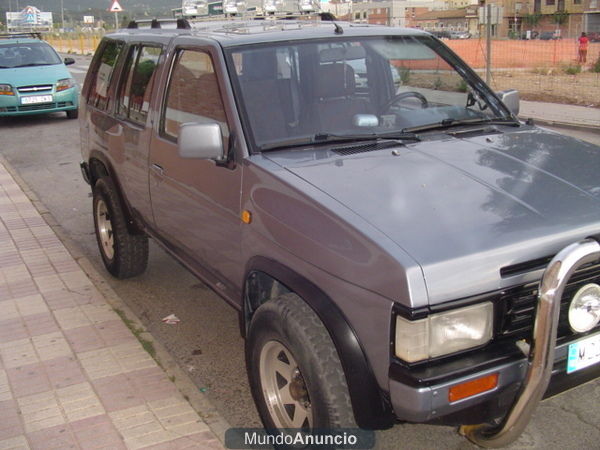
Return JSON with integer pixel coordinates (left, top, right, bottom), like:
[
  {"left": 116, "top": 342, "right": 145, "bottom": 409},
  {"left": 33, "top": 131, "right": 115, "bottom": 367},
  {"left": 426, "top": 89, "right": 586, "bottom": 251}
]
[
  {"left": 1, "top": 64, "right": 71, "bottom": 86},
  {"left": 265, "top": 127, "right": 600, "bottom": 304}
]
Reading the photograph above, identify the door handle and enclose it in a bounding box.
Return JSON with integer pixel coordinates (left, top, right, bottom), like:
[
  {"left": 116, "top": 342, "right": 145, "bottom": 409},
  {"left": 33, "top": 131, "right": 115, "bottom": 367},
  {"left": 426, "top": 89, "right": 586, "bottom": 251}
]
[{"left": 151, "top": 163, "right": 164, "bottom": 176}]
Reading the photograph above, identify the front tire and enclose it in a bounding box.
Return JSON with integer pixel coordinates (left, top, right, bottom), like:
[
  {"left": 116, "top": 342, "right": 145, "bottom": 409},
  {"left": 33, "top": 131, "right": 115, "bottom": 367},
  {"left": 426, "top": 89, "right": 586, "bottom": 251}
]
[
  {"left": 246, "top": 293, "right": 356, "bottom": 430},
  {"left": 66, "top": 109, "right": 78, "bottom": 119},
  {"left": 92, "top": 177, "right": 148, "bottom": 278}
]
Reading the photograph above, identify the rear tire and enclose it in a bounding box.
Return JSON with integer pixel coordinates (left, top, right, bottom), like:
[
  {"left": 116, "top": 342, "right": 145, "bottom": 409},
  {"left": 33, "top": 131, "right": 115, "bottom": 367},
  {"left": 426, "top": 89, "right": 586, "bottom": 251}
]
[
  {"left": 66, "top": 109, "right": 78, "bottom": 119},
  {"left": 246, "top": 293, "right": 356, "bottom": 430},
  {"left": 92, "top": 177, "right": 148, "bottom": 278}
]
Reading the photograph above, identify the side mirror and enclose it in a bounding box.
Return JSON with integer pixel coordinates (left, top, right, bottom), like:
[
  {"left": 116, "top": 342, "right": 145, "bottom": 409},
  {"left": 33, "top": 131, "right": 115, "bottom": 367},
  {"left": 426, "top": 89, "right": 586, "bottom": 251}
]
[
  {"left": 178, "top": 122, "right": 225, "bottom": 160},
  {"left": 64, "top": 57, "right": 75, "bottom": 66},
  {"left": 497, "top": 89, "right": 520, "bottom": 116}
]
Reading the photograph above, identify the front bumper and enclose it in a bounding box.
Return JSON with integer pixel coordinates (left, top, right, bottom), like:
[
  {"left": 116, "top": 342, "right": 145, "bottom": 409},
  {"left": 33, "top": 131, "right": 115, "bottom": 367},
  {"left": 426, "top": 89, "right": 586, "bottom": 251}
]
[
  {"left": 0, "top": 88, "right": 78, "bottom": 116},
  {"left": 389, "top": 331, "right": 600, "bottom": 424},
  {"left": 389, "top": 237, "right": 600, "bottom": 447}
]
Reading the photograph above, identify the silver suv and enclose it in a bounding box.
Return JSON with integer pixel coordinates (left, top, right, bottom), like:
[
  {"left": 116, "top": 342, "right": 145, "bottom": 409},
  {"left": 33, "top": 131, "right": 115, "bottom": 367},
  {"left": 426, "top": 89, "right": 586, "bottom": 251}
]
[{"left": 79, "top": 17, "right": 600, "bottom": 446}]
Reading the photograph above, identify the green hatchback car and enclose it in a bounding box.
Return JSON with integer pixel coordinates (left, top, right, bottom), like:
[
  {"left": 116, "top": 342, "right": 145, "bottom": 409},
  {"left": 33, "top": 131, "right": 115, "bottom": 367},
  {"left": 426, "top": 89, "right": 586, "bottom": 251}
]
[{"left": 0, "top": 33, "right": 79, "bottom": 119}]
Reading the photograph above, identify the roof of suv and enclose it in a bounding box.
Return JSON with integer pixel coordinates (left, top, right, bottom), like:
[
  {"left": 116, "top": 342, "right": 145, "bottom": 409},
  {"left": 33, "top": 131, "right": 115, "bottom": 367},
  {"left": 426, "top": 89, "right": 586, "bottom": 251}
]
[{"left": 116, "top": 19, "right": 431, "bottom": 47}]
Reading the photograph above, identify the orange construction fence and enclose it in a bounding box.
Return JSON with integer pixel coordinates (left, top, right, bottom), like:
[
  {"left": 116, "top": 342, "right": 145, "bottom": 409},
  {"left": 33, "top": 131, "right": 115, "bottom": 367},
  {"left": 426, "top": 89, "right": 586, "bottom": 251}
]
[{"left": 446, "top": 39, "right": 600, "bottom": 69}]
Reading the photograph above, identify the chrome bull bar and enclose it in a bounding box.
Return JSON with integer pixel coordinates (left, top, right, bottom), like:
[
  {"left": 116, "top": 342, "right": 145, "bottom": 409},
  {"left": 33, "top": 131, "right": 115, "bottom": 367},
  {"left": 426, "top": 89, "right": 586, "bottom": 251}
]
[{"left": 460, "top": 238, "right": 600, "bottom": 448}]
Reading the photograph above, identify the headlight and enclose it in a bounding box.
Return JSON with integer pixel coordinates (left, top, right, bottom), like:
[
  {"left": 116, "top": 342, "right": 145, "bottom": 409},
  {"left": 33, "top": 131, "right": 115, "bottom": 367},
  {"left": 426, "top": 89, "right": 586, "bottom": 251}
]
[
  {"left": 56, "top": 78, "right": 76, "bottom": 92},
  {"left": 0, "top": 84, "right": 15, "bottom": 96},
  {"left": 395, "top": 302, "right": 493, "bottom": 363}
]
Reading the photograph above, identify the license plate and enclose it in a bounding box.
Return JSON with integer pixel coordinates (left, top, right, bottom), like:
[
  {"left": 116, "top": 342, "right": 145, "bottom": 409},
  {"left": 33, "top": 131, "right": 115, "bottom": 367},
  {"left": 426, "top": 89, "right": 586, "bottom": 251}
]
[
  {"left": 567, "top": 332, "right": 600, "bottom": 374},
  {"left": 21, "top": 95, "right": 52, "bottom": 105}
]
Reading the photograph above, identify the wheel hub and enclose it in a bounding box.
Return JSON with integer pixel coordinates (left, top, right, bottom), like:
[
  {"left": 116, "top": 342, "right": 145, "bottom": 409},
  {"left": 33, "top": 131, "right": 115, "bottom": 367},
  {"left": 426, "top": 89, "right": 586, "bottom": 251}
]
[
  {"left": 96, "top": 198, "right": 114, "bottom": 260},
  {"left": 259, "top": 340, "right": 313, "bottom": 429},
  {"left": 289, "top": 368, "right": 309, "bottom": 404}
]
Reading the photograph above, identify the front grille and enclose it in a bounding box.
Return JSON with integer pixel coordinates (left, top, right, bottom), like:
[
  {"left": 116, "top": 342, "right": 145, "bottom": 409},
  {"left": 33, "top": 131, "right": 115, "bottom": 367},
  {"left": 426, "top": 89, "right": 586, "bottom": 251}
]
[
  {"left": 17, "top": 85, "right": 53, "bottom": 93},
  {"left": 18, "top": 103, "right": 55, "bottom": 111},
  {"left": 499, "top": 261, "right": 600, "bottom": 341}
]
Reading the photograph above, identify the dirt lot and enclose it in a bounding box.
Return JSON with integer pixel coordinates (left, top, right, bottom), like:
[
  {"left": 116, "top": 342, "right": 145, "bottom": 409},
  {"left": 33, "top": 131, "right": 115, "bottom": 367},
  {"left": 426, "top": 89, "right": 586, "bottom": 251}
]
[{"left": 488, "top": 70, "right": 600, "bottom": 108}]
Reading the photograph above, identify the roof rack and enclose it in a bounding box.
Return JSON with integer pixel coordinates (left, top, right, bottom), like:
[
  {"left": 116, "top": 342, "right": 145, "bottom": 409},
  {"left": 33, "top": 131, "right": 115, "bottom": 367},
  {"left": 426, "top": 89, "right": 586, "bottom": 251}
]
[
  {"left": 126, "top": 18, "right": 191, "bottom": 30},
  {"left": 0, "top": 31, "right": 43, "bottom": 40}
]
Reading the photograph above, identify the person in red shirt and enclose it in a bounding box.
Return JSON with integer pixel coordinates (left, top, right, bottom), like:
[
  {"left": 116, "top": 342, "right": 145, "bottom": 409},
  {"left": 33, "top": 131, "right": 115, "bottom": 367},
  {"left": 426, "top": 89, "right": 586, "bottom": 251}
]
[{"left": 578, "top": 32, "right": 589, "bottom": 64}]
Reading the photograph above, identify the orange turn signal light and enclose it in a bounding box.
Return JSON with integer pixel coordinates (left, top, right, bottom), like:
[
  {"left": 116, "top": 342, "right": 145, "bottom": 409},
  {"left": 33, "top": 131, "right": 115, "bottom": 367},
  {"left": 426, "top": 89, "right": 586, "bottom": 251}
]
[
  {"left": 448, "top": 373, "right": 498, "bottom": 403},
  {"left": 241, "top": 210, "right": 252, "bottom": 224}
]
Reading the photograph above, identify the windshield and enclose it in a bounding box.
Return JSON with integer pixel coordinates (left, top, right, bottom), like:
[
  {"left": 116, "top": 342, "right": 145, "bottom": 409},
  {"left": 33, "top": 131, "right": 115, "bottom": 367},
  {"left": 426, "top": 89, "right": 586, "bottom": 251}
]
[
  {"left": 0, "top": 42, "right": 62, "bottom": 68},
  {"left": 227, "top": 35, "right": 511, "bottom": 151}
]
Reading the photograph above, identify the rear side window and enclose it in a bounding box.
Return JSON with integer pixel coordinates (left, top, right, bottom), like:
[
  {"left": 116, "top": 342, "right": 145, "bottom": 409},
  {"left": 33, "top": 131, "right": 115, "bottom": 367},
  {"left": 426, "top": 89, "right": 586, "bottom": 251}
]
[
  {"left": 161, "top": 49, "right": 228, "bottom": 142},
  {"left": 87, "top": 39, "right": 124, "bottom": 111},
  {"left": 117, "top": 45, "right": 161, "bottom": 124}
]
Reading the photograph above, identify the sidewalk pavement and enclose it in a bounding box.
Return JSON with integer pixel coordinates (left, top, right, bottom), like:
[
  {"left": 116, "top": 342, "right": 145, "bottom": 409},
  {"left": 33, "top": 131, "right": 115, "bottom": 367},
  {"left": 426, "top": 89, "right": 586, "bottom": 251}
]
[
  {"left": 0, "top": 164, "right": 224, "bottom": 449},
  {"left": 520, "top": 100, "right": 600, "bottom": 130}
]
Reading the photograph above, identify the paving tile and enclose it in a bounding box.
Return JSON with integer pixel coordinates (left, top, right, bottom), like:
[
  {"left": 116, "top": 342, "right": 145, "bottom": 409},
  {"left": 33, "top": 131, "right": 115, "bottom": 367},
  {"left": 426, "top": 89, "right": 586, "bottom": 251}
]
[
  {"left": 44, "top": 356, "right": 86, "bottom": 389},
  {"left": 0, "top": 285, "right": 12, "bottom": 301},
  {"left": 0, "top": 300, "right": 21, "bottom": 322},
  {"left": 59, "top": 271, "right": 90, "bottom": 291},
  {"left": 63, "top": 326, "right": 104, "bottom": 353},
  {"left": 22, "top": 313, "right": 60, "bottom": 337},
  {"left": 95, "top": 320, "right": 136, "bottom": 347},
  {"left": 148, "top": 397, "right": 208, "bottom": 436},
  {"left": 141, "top": 431, "right": 224, "bottom": 450},
  {"left": 31, "top": 332, "right": 72, "bottom": 361},
  {"left": 110, "top": 405, "right": 174, "bottom": 450},
  {"left": 53, "top": 306, "right": 92, "bottom": 330},
  {"left": 0, "top": 339, "right": 39, "bottom": 368},
  {"left": 8, "top": 281, "right": 39, "bottom": 299},
  {"left": 56, "top": 382, "right": 105, "bottom": 422},
  {"left": 70, "top": 414, "right": 125, "bottom": 449},
  {"left": 6, "top": 363, "right": 51, "bottom": 398},
  {"left": 2, "top": 265, "right": 30, "bottom": 283},
  {"left": 0, "top": 435, "right": 30, "bottom": 450},
  {"left": 0, "top": 319, "right": 28, "bottom": 344},
  {"left": 111, "top": 342, "right": 155, "bottom": 374},
  {"left": 18, "top": 391, "right": 65, "bottom": 433},
  {"left": 78, "top": 342, "right": 154, "bottom": 380},
  {"left": 42, "top": 290, "right": 77, "bottom": 311},
  {"left": 51, "top": 260, "right": 80, "bottom": 274},
  {"left": 14, "top": 295, "right": 48, "bottom": 317},
  {"left": 0, "top": 400, "right": 23, "bottom": 441},
  {"left": 32, "top": 276, "right": 65, "bottom": 294},
  {"left": 80, "top": 303, "right": 120, "bottom": 325},
  {"left": 131, "top": 367, "right": 178, "bottom": 403},
  {"left": 0, "top": 252, "right": 23, "bottom": 269},
  {"left": 92, "top": 373, "right": 144, "bottom": 412},
  {"left": 26, "top": 423, "right": 77, "bottom": 450},
  {"left": 0, "top": 371, "right": 11, "bottom": 401}
]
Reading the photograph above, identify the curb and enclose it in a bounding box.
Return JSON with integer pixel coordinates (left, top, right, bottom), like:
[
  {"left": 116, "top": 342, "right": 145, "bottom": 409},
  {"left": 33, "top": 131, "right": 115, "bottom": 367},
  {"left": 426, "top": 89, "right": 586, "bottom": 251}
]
[
  {"left": 522, "top": 117, "right": 600, "bottom": 133},
  {"left": 0, "top": 154, "right": 232, "bottom": 446}
]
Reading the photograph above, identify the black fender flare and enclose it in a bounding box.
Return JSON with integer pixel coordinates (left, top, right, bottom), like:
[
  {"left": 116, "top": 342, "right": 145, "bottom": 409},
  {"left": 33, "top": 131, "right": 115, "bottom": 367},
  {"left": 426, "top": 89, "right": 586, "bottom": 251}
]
[
  {"left": 87, "top": 151, "right": 144, "bottom": 235},
  {"left": 243, "top": 256, "right": 395, "bottom": 429}
]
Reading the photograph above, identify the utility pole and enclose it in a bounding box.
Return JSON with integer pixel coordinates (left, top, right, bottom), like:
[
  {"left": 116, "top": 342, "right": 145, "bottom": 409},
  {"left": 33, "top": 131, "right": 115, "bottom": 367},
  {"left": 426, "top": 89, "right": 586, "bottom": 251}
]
[
  {"left": 61, "top": 0, "right": 65, "bottom": 30},
  {"left": 486, "top": 2, "right": 492, "bottom": 85}
]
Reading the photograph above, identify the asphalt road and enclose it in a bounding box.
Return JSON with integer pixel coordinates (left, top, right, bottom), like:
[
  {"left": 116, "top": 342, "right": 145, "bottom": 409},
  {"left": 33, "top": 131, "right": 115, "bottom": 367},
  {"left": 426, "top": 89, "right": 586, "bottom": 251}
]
[{"left": 0, "top": 54, "right": 599, "bottom": 449}]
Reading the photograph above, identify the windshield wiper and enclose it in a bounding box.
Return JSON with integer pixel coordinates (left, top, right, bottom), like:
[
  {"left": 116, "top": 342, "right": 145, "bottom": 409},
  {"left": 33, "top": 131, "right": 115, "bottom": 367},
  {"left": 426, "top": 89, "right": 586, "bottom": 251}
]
[
  {"left": 14, "top": 63, "right": 51, "bottom": 68},
  {"left": 402, "top": 117, "right": 520, "bottom": 133},
  {"left": 260, "top": 131, "right": 420, "bottom": 151}
]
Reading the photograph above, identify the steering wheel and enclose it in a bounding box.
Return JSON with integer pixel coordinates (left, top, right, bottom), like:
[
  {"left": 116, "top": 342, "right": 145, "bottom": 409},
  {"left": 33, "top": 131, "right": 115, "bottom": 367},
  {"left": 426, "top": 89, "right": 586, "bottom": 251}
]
[{"left": 381, "top": 91, "right": 428, "bottom": 114}]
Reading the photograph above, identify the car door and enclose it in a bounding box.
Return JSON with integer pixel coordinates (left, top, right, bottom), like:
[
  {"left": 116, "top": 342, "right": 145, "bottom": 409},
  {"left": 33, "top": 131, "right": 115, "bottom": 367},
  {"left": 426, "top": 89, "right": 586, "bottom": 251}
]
[
  {"left": 148, "top": 43, "right": 243, "bottom": 300},
  {"left": 109, "top": 42, "right": 163, "bottom": 222}
]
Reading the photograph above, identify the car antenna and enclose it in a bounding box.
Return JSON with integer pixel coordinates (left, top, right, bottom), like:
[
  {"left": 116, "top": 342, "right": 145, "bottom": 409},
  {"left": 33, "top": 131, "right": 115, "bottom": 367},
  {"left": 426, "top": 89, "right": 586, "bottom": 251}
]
[{"left": 318, "top": 12, "right": 343, "bottom": 34}]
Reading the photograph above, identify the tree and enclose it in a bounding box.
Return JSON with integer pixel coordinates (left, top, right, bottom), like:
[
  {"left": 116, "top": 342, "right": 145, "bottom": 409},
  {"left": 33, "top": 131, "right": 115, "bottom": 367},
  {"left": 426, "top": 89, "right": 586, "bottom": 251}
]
[
  {"left": 523, "top": 13, "right": 542, "bottom": 27},
  {"left": 551, "top": 11, "right": 569, "bottom": 26}
]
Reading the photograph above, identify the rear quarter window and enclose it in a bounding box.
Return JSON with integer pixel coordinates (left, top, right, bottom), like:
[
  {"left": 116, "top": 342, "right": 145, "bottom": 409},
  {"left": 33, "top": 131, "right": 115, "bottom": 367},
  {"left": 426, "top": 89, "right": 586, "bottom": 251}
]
[{"left": 86, "top": 39, "right": 124, "bottom": 111}]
